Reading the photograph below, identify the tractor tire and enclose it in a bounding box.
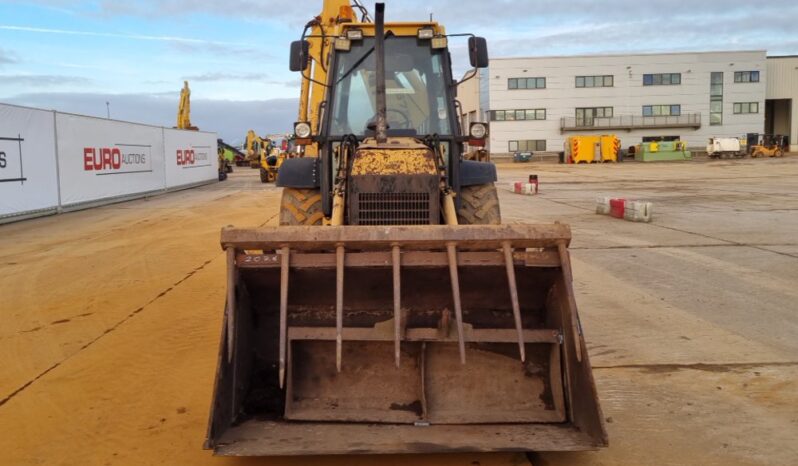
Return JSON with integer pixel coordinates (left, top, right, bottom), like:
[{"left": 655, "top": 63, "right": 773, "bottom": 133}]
[
  {"left": 260, "top": 168, "right": 269, "bottom": 183},
  {"left": 279, "top": 188, "right": 324, "bottom": 226},
  {"left": 457, "top": 183, "right": 501, "bottom": 225}
]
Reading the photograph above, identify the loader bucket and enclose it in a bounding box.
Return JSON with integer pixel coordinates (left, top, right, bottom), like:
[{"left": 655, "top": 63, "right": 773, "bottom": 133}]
[{"left": 205, "top": 224, "right": 607, "bottom": 455}]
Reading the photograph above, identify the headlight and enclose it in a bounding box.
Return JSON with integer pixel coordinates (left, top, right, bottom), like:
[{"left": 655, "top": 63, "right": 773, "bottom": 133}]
[
  {"left": 346, "top": 29, "right": 363, "bottom": 40},
  {"left": 417, "top": 27, "right": 434, "bottom": 40},
  {"left": 294, "top": 122, "right": 312, "bottom": 138},
  {"left": 334, "top": 38, "right": 351, "bottom": 51},
  {"left": 470, "top": 123, "right": 487, "bottom": 139}
]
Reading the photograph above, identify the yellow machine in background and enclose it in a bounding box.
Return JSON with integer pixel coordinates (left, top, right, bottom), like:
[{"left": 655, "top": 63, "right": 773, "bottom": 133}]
[
  {"left": 176, "top": 81, "right": 198, "bottom": 130},
  {"left": 565, "top": 135, "right": 620, "bottom": 163},
  {"left": 205, "top": 1, "right": 606, "bottom": 457},
  {"left": 244, "top": 130, "right": 269, "bottom": 168},
  {"left": 260, "top": 146, "right": 284, "bottom": 183},
  {"left": 750, "top": 134, "right": 786, "bottom": 158},
  {"left": 260, "top": 135, "right": 298, "bottom": 183}
]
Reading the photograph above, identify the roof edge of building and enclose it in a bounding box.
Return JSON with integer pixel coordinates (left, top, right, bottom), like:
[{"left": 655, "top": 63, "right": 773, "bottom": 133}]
[{"left": 490, "top": 49, "right": 767, "bottom": 61}]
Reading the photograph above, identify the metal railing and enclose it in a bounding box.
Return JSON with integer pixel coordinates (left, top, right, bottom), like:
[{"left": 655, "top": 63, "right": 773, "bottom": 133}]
[{"left": 560, "top": 113, "right": 701, "bottom": 132}]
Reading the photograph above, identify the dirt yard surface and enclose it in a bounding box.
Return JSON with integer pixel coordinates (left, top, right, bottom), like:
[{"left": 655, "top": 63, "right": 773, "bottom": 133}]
[{"left": 1, "top": 157, "right": 797, "bottom": 466}]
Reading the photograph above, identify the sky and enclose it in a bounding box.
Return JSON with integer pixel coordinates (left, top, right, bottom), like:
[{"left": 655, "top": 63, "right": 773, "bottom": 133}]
[{"left": 2, "top": 0, "right": 798, "bottom": 145}]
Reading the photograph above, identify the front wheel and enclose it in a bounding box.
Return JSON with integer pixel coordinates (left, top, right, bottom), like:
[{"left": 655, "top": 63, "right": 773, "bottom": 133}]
[
  {"left": 279, "top": 188, "right": 324, "bottom": 226},
  {"left": 457, "top": 183, "right": 501, "bottom": 225}
]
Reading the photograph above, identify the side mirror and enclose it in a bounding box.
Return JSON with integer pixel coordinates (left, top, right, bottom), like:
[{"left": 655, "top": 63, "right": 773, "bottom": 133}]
[
  {"left": 468, "top": 36, "right": 489, "bottom": 68},
  {"left": 289, "top": 40, "right": 310, "bottom": 72}
]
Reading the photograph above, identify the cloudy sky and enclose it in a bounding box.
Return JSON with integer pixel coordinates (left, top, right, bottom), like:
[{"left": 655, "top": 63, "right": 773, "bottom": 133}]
[{"left": 2, "top": 0, "right": 798, "bottom": 144}]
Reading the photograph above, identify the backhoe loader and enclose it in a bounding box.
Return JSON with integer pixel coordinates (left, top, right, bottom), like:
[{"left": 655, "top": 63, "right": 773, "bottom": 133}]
[{"left": 205, "top": 1, "right": 606, "bottom": 456}]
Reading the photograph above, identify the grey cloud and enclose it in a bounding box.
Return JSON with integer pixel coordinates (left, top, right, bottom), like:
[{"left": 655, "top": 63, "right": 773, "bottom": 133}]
[
  {"left": 0, "top": 25, "right": 251, "bottom": 48},
  {"left": 183, "top": 72, "right": 263, "bottom": 82},
  {"left": 168, "top": 40, "right": 259, "bottom": 57},
  {"left": 87, "top": 0, "right": 798, "bottom": 57},
  {"left": 182, "top": 72, "right": 299, "bottom": 88},
  {"left": 91, "top": 0, "right": 798, "bottom": 25},
  {"left": 0, "top": 74, "right": 91, "bottom": 86},
  {"left": 0, "top": 48, "right": 18, "bottom": 65},
  {"left": 4, "top": 92, "right": 296, "bottom": 144}
]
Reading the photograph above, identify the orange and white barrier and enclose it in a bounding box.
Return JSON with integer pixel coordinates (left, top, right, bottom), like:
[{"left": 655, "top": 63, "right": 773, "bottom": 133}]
[
  {"left": 508, "top": 175, "right": 540, "bottom": 195},
  {"left": 596, "top": 197, "right": 653, "bottom": 223}
]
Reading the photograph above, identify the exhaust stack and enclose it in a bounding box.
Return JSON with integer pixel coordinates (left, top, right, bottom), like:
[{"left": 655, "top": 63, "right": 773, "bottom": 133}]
[{"left": 374, "top": 3, "right": 388, "bottom": 143}]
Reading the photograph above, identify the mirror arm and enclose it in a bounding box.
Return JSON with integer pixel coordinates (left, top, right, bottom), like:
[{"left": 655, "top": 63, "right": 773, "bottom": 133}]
[{"left": 452, "top": 68, "right": 478, "bottom": 88}]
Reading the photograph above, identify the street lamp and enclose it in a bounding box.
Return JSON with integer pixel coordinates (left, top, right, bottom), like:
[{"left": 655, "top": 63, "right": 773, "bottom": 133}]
[{"left": 106, "top": 101, "right": 110, "bottom": 119}]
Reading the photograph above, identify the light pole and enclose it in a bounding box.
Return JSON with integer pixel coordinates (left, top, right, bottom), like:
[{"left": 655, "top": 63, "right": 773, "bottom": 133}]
[{"left": 106, "top": 101, "right": 110, "bottom": 119}]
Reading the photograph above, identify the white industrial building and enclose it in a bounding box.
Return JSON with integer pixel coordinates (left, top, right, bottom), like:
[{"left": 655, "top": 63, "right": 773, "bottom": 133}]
[
  {"left": 457, "top": 50, "right": 798, "bottom": 157},
  {"left": 766, "top": 55, "right": 798, "bottom": 151}
]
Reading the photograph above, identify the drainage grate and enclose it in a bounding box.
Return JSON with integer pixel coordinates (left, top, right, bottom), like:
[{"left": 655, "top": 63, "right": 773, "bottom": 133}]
[{"left": 356, "top": 192, "right": 431, "bottom": 225}]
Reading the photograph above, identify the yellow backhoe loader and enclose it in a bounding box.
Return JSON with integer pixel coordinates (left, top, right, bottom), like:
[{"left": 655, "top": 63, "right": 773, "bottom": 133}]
[
  {"left": 260, "top": 146, "right": 283, "bottom": 183},
  {"left": 205, "top": 1, "right": 606, "bottom": 456}
]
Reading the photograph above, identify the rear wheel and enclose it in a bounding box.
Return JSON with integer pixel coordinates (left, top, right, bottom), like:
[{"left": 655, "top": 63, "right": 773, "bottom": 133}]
[
  {"left": 457, "top": 183, "right": 501, "bottom": 225},
  {"left": 280, "top": 188, "right": 324, "bottom": 226}
]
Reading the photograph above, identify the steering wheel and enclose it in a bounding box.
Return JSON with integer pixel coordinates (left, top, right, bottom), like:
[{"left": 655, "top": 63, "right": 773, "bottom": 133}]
[{"left": 386, "top": 109, "right": 411, "bottom": 129}]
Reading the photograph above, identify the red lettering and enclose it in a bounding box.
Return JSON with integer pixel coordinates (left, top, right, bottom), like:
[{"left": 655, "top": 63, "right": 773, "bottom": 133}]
[
  {"left": 84, "top": 148, "right": 94, "bottom": 171},
  {"left": 112, "top": 148, "right": 122, "bottom": 169},
  {"left": 177, "top": 149, "right": 195, "bottom": 166},
  {"left": 93, "top": 148, "right": 102, "bottom": 170},
  {"left": 101, "top": 148, "right": 112, "bottom": 169}
]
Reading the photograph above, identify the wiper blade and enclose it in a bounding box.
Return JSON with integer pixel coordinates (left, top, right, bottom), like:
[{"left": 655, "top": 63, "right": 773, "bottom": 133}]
[{"left": 336, "top": 46, "right": 375, "bottom": 85}]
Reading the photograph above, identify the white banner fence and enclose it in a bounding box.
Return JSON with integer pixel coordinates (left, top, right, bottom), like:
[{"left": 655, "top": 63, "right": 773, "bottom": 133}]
[{"left": 1, "top": 103, "right": 218, "bottom": 223}]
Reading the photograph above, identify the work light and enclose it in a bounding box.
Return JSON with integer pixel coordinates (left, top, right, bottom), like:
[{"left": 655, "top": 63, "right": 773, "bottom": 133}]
[{"left": 294, "top": 122, "right": 312, "bottom": 139}]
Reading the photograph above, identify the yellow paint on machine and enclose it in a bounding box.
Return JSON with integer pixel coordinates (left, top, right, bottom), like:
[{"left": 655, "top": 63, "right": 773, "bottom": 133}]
[{"left": 350, "top": 146, "right": 438, "bottom": 176}]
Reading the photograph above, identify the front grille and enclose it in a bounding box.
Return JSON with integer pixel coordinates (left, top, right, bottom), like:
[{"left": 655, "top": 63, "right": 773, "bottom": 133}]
[{"left": 356, "top": 192, "right": 431, "bottom": 225}]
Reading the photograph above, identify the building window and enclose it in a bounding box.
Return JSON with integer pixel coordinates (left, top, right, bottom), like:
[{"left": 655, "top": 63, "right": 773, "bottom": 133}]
[
  {"left": 643, "top": 73, "right": 682, "bottom": 86},
  {"left": 733, "top": 102, "right": 759, "bottom": 114},
  {"left": 509, "top": 140, "right": 546, "bottom": 152},
  {"left": 576, "top": 75, "right": 613, "bottom": 88},
  {"left": 734, "top": 71, "right": 760, "bottom": 83},
  {"left": 508, "top": 77, "right": 546, "bottom": 90},
  {"left": 575, "top": 107, "right": 613, "bottom": 126},
  {"left": 491, "top": 109, "right": 546, "bottom": 121},
  {"left": 710, "top": 72, "right": 723, "bottom": 125},
  {"left": 643, "top": 136, "right": 680, "bottom": 142},
  {"left": 642, "top": 104, "right": 681, "bottom": 116}
]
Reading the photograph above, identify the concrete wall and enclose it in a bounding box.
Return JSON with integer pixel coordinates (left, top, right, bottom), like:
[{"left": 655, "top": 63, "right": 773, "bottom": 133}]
[
  {"left": 766, "top": 56, "right": 798, "bottom": 151},
  {"left": 475, "top": 50, "right": 766, "bottom": 157}
]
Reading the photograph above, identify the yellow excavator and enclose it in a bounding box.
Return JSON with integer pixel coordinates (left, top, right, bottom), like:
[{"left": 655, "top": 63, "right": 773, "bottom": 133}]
[
  {"left": 244, "top": 130, "right": 269, "bottom": 168},
  {"left": 205, "top": 1, "right": 606, "bottom": 456},
  {"left": 176, "top": 81, "right": 198, "bottom": 131}
]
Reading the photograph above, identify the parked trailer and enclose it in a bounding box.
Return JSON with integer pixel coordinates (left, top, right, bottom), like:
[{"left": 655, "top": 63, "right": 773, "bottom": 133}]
[{"left": 707, "top": 137, "right": 745, "bottom": 159}]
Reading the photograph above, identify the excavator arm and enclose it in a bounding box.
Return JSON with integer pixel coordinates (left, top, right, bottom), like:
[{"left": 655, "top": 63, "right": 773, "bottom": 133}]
[{"left": 176, "top": 81, "right": 197, "bottom": 130}]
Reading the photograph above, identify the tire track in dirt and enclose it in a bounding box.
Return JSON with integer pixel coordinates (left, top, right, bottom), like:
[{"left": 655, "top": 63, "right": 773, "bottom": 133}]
[
  {"left": 0, "top": 257, "right": 216, "bottom": 408},
  {"left": 0, "top": 209, "right": 279, "bottom": 408}
]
